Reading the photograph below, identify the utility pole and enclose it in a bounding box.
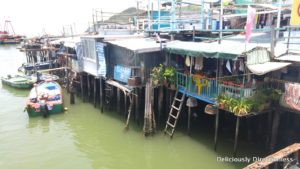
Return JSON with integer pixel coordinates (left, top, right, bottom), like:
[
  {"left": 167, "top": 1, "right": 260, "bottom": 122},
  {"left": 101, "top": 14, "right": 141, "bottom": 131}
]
[
  {"left": 137, "top": 1, "right": 140, "bottom": 31},
  {"left": 92, "top": 9, "right": 96, "bottom": 33},
  {"left": 70, "top": 25, "right": 74, "bottom": 38},
  {"left": 62, "top": 26, "right": 65, "bottom": 37},
  {"left": 218, "top": 0, "right": 223, "bottom": 44},
  {"left": 275, "top": 0, "right": 282, "bottom": 41}
]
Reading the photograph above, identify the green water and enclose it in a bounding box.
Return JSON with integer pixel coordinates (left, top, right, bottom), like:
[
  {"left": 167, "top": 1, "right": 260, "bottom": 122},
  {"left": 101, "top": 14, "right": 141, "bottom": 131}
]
[{"left": 0, "top": 46, "right": 264, "bottom": 169}]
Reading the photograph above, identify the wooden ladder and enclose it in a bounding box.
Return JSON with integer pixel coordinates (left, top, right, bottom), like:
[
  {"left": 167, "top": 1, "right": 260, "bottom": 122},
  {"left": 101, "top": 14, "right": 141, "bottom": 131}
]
[{"left": 164, "top": 90, "right": 186, "bottom": 138}]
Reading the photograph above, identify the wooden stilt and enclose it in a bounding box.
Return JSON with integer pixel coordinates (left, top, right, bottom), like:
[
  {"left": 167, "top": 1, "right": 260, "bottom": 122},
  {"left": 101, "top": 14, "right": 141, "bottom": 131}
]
[
  {"left": 87, "top": 75, "right": 90, "bottom": 102},
  {"left": 93, "top": 77, "right": 97, "bottom": 107},
  {"left": 125, "top": 94, "right": 133, "bottom": 130},
  {"left": 70, "top": 90, "right": 75, "bottom": 104},
  {"left": 234, "top": 116, "right": 241, "bottom": 157},
  {"left": 80, "top": 73, "right": 84, "bottom": 102},
  {"left": 100, "top": 77, "right": 103, "bottom": 113},
  {"left": 246, "top": 118, "right": 252, "bottom": 141},
  {"left": 117, "top": 88, "right": 120, "bottom": 113},
  {"left": 124, "top": 92, "right": 127, "bottom": 118},
  {"left": 188, "top": 107, "right": 191, "bottom": 134},
  {"left": 214, "top": 109, "right": 220, "bottom": 151},
  {"left": 69, "top": 72, "right": 76, "bottom": 105},
  {"left": 158, "top": 86, "right": 163, "bottom": 125},
  {"left": 270, "top": 111, "right": 280, "bottom": 153},
  {"left": 66, "top": 68, "right": 70, "bottom": 93},
  {"left": 135, "top": 88, "right": 140, "bottom": 124}
]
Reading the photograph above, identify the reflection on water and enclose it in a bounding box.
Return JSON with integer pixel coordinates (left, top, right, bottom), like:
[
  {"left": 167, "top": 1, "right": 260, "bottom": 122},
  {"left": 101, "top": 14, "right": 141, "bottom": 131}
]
[
  {"left": 1, "top": 84, "right": 29, "bottom": 97},
  {"left": 0, "top": 45, "right": 265, "bottom": 169}
]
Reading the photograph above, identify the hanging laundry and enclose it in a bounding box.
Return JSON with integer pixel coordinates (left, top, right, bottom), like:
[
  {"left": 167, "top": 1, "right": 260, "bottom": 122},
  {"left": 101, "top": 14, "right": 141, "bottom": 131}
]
[
  {"left": 239, "top": 60, "right": 244, "bottom": 72},
  {"left": 226, "top": 60, "right": 232, "bottom": 73},
  {"left": 233, "top": 60, "right": 237, "bottom": 73},
  {"left": 263, "top": 14, "right": 268, "bottom": 26},
  {"left": 185, "top": 56, "right": 191, "bottom": 67},
  {"left": 194, "top": 57, "right": 203, "bottom": 71}
]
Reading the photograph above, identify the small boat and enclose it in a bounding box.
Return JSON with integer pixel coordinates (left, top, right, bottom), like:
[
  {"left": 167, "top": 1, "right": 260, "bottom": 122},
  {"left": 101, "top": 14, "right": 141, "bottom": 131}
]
[
  {"left": 26, "top": 80, "right": 64, "bottom": 117},
  {"left": 1, "top": 75, "right": 34, "bottom": 89},
  {"left": 1, "top": 73, "right": 60, "bottom": 89},
  {"left": 30, "top": 73, "right": 60, "bottom": 82},
  {"left": 18, "top": 62, "right": 53, "bottom": 72}
]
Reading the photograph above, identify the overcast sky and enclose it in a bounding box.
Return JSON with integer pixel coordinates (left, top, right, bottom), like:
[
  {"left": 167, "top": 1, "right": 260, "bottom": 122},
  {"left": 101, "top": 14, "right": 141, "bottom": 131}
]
[{"left": 0, "top": 0, "right": 140, "bottom": 37}]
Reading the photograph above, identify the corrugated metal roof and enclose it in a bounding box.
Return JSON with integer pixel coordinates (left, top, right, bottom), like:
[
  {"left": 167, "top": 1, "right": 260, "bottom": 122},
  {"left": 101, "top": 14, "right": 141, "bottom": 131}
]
[{"left": 107, "top": 38, "right": 161, "bottom": 54}]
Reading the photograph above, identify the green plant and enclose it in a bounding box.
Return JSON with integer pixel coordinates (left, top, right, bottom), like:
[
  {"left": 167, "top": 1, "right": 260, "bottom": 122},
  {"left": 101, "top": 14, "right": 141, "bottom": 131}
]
[
  {"left": 217, "top": 93, "right": 227, "bottom": 107},
  {"left": 163, "top": 66, "right": 176, "bottom": 85},
  {"left": 217, "top": 94, "right": 253, "bottom": 115},
  {"left": 232, "top": 99, "right": 253, "bottom": 116},
  {"left": 150, "top": 64, "right": 164, "bottom": 87}
]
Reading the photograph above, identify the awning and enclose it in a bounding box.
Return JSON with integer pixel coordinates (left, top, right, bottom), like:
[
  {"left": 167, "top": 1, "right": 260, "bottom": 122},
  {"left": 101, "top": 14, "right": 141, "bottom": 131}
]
[
  {"left": 165, "top": 41, "right": 252, "bottom": 60},
  {"left": 275, "top": 53, "right": 300, "bottom": 62},
  {"left": 246, "top": 62, "right": 291, "bottom": 75}
]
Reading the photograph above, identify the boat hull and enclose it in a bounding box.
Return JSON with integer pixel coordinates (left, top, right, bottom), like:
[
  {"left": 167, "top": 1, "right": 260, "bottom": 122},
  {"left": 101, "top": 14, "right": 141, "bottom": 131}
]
[
  {"left": 26, "top": 81, "right": 64, "bottom": 117},
  {"left": 27, "top": 104, "right": 64, "bottom": 117},
  {"left": 1, "top": 76, "right": 33, "bottom": 89}
]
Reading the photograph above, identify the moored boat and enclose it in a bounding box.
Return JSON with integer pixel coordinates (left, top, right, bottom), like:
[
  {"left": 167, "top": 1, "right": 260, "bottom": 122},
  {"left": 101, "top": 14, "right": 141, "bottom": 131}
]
[
  {"left": 26, "top": 80, "right": 64, "bottom": 117},
  {"left": 1, "top": 75, "right": 34, "bottom": 89}
]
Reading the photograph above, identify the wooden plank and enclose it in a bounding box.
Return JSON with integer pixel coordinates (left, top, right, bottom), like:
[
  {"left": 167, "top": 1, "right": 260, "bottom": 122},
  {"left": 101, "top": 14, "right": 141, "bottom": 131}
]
[
  {"left": 244, "top": 143, "right": 300, "bottom": 169},
  {"left": 106, "top": 80, "right": 133, "bottom": 93}
]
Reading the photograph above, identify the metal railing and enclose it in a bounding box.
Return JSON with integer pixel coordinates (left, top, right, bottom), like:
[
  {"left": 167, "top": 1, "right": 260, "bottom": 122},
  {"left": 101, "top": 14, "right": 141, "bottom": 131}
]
[
  {"left": 219, "top": 82, "right": 256, "bottom": 99},
  {"left": 176, "top": 72, "right": 218, "bottom": 100},
  {"left": 176, "top": 72, "right": 256, "bottom": 100}
]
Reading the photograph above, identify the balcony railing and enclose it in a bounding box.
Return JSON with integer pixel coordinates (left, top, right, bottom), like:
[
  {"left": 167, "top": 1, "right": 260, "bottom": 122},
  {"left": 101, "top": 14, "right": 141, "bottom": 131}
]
[{"left": 176, "top": 72, "right": 256, "bottom": 101}]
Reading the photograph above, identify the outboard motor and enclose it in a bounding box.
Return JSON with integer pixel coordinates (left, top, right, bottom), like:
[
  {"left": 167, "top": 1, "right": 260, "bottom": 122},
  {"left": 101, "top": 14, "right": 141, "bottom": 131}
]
[{"left": 39, "top": 100, "right": 49, "bottom": 118}]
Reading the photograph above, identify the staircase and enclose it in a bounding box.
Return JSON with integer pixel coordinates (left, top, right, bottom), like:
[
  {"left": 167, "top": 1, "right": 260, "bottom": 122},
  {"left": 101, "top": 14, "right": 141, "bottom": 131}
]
[{"left": 164, "top": 90, "right": 186, "bottom": 138}]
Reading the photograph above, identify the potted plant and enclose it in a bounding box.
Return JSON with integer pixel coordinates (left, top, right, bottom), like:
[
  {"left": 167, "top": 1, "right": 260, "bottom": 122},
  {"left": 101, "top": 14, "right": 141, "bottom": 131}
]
[
  {"left": 232, "top": 99, "right": 253, "bottom": 116},
  {"left": 163, "top": 66, "right": 176, "bottom": 89},
  {"left": 217, "top": 93, "right": 228, "bottom": 109},
  {"left": 150, "top": 64, "right": 164, "bottom": 87}
]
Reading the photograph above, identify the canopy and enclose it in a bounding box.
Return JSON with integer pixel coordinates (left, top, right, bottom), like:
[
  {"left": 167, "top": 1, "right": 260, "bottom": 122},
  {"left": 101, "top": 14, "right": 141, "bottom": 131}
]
[
  {"left": 245, "top": 47, "right": 291, "bottom": 75},
  {"left": 165, "top": 41, "right": 255, "bottom": 60},
  {"left": 275, "top": 53, "right": 300, "bottom": 62},
  {"left": 247, "top": 62, "right": 291, "bottom": 75}
]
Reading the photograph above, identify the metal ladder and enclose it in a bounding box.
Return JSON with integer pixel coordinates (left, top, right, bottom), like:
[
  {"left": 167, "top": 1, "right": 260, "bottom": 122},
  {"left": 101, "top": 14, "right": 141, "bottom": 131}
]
[{"left": 164, "top": 91, "right": 186, "bottom": 138}]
